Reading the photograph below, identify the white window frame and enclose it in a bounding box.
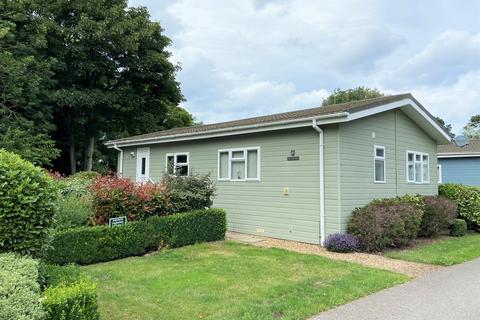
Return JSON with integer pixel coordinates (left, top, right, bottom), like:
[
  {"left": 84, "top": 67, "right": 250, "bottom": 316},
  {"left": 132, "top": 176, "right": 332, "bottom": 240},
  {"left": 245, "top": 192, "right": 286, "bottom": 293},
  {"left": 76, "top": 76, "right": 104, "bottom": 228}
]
[
  {"left": 406, "top": 150, "right": 430, "bottom": 184},
  {"left": 217, "top": 147, "right": 261, "bottom": 181},
  {"left": 165, "top": 152, "right": 190, "bottom": 176},
  {"left": 373, "top": 145, "right": 386, "bottom": 183},
  {"left": 437, "top": 164, "right": 442, "bottom": 184}
]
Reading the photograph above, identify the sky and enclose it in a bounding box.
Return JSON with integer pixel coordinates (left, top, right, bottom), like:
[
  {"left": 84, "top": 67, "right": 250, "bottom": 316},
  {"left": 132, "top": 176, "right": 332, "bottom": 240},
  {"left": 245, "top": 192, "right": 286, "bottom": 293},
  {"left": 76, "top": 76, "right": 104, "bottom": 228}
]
[{"left": 129, "top": 0, "right": 480, "bottom": 135}]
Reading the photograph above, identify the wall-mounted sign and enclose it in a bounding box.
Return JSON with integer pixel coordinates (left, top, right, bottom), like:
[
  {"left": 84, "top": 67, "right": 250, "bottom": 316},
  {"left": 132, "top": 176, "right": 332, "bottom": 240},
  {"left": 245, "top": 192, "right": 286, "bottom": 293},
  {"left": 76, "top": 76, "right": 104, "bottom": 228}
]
[
  {"left": 287, "top": 149, "right": 300, "bottom": 161},
  {"left": 109, "top": 216, "right": 127, "bottom": 227}
]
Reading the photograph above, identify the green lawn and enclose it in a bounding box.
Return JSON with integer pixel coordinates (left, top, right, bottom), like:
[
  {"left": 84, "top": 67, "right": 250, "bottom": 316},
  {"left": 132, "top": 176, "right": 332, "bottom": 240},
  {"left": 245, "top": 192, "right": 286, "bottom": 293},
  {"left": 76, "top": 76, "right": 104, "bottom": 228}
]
[
  {"left": 83, "top": 241, "right": 406, "bottom": 320},
  {"left": 386, "top": 234, "right": 480, "bottom": 266}
]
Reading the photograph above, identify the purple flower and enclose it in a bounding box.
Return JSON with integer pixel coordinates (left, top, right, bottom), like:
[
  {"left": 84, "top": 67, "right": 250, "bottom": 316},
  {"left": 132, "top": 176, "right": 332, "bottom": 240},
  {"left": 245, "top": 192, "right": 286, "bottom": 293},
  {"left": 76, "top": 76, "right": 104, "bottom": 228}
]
[{"left": 324, "top": 233, "right": 359, "bottom": 253}]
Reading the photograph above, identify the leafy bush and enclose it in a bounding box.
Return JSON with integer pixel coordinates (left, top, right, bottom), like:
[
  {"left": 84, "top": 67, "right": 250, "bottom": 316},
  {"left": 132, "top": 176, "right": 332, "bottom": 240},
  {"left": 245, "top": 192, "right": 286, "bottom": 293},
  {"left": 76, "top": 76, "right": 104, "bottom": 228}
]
[
  {"left": 90, "top": 173, "right": 216, "bottom": 224},
  {"left": 419, "top": 196, "right": 457, "bottom": 237},
  {"left": 40, "top": 267, "right": 99, "bottom": 320},
  {"left": 43, "top": 208, "right": 226, "bottom": 265},
  {"left": 55, "top": 196, "right": 94, "bottom": 230},
  {"left": 0, "top": 253, "right": 45, "bottom": 320},
  {"left": 61, "top": 172, "right": 99, "bottom": 197},
  {"left": 38, "top": 263, "right": 99, "bottom": 320},
  {"left": 439, "top": 183, "right": 480, "bottom": 230},
  {"left": 0, "top": 149, "right": 58, "bottom": 255},
  {"left": 160, "top": 174, "right": 216, "bottom": 214},
  {"left": 324, "top": 233, "right": 359, "bottom": 253},
  {"left": 347, "top": 199, "right": 423, "bottom": 252},
  {"left": 450, "top": 219, "right": 467, "bottom": 237}
]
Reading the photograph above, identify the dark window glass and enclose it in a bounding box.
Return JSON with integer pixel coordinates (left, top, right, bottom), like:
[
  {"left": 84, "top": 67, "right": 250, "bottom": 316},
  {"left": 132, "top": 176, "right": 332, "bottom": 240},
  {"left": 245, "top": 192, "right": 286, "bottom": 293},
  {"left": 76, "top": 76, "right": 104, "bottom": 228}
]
[
  {"left": 177, "top": 165, "right": 188, "bottom": 176},
  {"left": 141, "top": 158, "right": 146, "bottom": 175},
  {"left": 167, "top": 156, "right": 174, "bottom": 174},
  {"left": 176, "top": 154, "right": 188, "bottom": 163}
]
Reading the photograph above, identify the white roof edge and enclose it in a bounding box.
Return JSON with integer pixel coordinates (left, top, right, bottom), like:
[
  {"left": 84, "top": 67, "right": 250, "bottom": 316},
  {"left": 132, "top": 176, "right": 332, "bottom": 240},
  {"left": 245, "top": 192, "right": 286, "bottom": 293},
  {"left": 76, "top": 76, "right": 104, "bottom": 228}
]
[
  {"left": 438, "top": 152, "right": 480, "bottom": 158},
  {"left": 107, "top": 97, "right": 452, "bottom": 148},
  {"left": 107, "top": 111, "right": 349, "bottom": 147}
]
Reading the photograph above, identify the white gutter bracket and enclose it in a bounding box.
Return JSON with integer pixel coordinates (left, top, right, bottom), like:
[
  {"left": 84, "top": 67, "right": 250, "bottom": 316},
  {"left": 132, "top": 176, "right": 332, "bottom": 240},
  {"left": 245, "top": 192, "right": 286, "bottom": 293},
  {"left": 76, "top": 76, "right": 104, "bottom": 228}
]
[{"left": 312, "top": 119, "right": 326, "bottom": 245}]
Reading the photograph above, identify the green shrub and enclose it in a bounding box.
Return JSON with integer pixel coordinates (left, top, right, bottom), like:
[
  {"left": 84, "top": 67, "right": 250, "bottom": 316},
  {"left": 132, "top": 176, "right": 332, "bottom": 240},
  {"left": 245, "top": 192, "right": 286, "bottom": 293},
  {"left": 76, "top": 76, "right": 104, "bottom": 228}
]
[
  {"left": 160, "top": 174, "right": 216, "bottom": 214},
  {"left": 41, "top": 278, "right": 99, "bottom": 320},
  {"left": 450, "top": 219, "right": 467, "bottom": 237},
  {"left": 39, "top": 263, "right": 99, "bottom": 320},
  {"left": 55, "top": 196, "right": 94, "bottom": 230},
  {"left": 347, "top": 199, "right": 423, "bottom": 252},
  {"left": 43, "top": 208, "right": 226, "bottom": 265},
  {"left": 0, "top": 149, "right": 58, "bottom": 255},
  {"left": 90, "top": 173, "right": 216, "bottom": 225},
  {"left": 58, "top": 172, "right": 99, "bottom": 198},
  {"left": 439, "top": 184, "right": 480, "bottom": 230},
  {"left": 419, "top": 196, "right": 457, "bottom": 237},
  {"left": 0, "top": 253, "right": 45, "bottom": 320}
]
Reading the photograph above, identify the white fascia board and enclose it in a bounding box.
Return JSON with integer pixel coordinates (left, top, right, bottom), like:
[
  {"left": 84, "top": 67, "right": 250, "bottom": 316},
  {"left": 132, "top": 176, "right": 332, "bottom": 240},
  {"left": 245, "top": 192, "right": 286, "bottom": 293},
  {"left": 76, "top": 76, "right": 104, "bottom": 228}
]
[
  {"left": 346, "top": 98, "right": 452, "bottom": 144},
  {"left": 107, "top": 112, "right": 349, "bottom": 148},
  {"left": 438, "top": 153, "right": 480, "bottom": 158}
]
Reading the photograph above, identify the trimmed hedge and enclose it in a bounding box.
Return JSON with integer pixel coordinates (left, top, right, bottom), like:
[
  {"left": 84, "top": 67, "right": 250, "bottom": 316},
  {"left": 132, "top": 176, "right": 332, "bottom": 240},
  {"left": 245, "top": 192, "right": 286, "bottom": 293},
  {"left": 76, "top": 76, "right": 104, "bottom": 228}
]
[
  {"left": 450, "top": 219, "right": 467, "bottom": 237},
  {"left": 40, "top": 264, "right": 99, "bottom": 320},
  {"left": 41, "top": 278, "right": 98, "bottom": 320},
  {"left": 43, "top": 208, "right": 226, "bottom": 265},
  {"left": 439, "top": 183, "right": 480, "bottom": 230},
  {"left": 0, "top": 253, "right": 45, "bottom": 320},
  {"left": 0, "top": 150, "right": 58, "bottom": 256}
]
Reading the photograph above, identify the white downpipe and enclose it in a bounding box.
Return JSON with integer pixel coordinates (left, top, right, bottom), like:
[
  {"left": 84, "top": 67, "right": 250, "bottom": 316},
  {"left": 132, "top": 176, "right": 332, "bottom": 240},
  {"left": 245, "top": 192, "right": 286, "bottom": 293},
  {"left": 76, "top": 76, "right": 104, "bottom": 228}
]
[
  {"left": 113, "top": 144, "right": 123, "bottom": 176},
  {"left": 312, "top": 119, "right": 325, "bottom": 245}
]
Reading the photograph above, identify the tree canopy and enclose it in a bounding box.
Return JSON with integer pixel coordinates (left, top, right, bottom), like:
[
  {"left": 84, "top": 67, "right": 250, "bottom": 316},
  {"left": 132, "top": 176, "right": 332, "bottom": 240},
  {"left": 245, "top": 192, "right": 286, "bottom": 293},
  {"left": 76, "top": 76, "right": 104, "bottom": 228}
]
[
  {"left": 1, "top": 0, "right": 193, "bottom": 172},
  {"left": 0, "top": 0, "right": 59, "bottom": 166},
  {"left": 322, "top": 87, "right": 384, "bottom": 106},
  {"left": 464, "top": 115, "right": 480, "bottom": 139}
]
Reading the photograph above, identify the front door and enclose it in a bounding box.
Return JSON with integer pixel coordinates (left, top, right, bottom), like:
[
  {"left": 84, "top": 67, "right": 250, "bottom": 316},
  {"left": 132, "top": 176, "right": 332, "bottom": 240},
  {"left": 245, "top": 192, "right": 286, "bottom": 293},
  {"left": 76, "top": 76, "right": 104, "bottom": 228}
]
[{"left": 136, "top": 147, "right": 150, "bottom": 183}]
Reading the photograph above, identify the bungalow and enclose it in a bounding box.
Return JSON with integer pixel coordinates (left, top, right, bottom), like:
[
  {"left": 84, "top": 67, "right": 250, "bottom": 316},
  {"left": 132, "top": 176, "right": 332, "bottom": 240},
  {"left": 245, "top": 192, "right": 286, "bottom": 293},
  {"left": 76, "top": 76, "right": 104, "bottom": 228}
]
[
  {"left": 438, "top": 140, "right": 480, "bottom": 186},
  {"left": 105, "top": 93, "right": 451, "bottom": 245}
]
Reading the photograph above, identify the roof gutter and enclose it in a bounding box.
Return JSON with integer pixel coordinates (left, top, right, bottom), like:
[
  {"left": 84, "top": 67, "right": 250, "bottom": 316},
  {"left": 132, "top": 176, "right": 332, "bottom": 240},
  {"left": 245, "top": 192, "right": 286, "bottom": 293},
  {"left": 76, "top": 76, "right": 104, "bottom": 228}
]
[
  {"left": 312, "top": 119, "right": 325, "bottom": 246},
  {"left": 106, "top": 112, "right": 350, "bottom": 148}
]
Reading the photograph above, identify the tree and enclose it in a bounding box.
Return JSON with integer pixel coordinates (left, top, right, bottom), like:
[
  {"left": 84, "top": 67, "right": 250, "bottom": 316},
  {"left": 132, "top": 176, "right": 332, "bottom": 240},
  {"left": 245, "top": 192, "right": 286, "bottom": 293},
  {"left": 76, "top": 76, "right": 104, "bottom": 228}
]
[
  {"left": 0, "top": 0, "right": 59, "bottom": 166},
  {"left": 435, "top": 116, "right": 454, "bottom": 137},
  {"left": 464, "top": 115, "right": 480, "bottom": 139},
  {"left": 322, "top": 87, "right": 384, "bottom": 106},
  {"left": 39, "top": 0, "right": 192, "bottom": 173}
]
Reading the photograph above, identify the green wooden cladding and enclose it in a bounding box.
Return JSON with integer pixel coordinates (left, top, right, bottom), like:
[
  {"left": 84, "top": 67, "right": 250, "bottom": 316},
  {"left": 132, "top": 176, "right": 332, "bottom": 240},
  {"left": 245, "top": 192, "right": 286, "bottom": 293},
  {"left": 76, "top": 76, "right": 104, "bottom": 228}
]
[{"left": 120, "top": 109, "right": 439, "bottom": 244}]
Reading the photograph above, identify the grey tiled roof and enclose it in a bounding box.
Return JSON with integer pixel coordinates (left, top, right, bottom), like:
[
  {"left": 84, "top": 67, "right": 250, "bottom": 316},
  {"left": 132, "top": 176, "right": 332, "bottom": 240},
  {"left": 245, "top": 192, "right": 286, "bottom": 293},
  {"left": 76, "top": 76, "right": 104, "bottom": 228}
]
[
  {"left": 438, "top": 139, "right": 480, "bottom": 154},
  {"left": 107, "top": 93, "right": 445, "bottom": 145}
]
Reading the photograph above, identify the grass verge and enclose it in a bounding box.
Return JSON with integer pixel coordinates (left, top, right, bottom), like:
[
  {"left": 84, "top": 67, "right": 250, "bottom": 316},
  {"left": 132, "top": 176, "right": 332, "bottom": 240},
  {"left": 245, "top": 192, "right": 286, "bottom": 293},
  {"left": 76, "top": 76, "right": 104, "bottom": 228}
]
[
  {"left": 386, "top": 233, "right": 480, "bottom": 266},
  {"left": 83, "top": 241, "right": 406, "bottom": 320}
]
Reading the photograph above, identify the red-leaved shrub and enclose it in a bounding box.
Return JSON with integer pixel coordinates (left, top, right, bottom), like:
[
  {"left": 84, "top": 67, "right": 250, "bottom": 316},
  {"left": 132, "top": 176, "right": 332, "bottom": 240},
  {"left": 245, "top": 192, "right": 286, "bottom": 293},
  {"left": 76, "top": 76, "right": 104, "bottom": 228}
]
[
  {"left": 90, "top": 173, "right": 215, "bottom": 225},
  {"left": 90, "top": 175, "right": 165, "bottom": 224}
]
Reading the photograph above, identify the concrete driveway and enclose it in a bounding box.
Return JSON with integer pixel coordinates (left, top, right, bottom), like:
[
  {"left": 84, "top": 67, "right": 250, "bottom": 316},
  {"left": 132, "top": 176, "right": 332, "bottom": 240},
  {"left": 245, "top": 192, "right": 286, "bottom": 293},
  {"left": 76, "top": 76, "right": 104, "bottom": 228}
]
[{"left": 312, "top": 258, "right": 480, "bottom": 320}]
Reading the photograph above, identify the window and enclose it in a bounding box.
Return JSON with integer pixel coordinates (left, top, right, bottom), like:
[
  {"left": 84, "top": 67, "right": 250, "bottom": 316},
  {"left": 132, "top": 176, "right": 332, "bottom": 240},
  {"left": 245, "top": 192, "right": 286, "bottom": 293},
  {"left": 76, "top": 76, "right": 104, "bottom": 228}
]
[
  {"left": 406, "top": 151, "right": 429, "bottom": 183},
  {"left": 165, "top": 153, "right": 189, "bottom": 176},
  {"left": 374, "top": 145, "right": 386, "bottom": 183},
  {"left": 218, "top": 147, "right": 260, "bottom": 181}
]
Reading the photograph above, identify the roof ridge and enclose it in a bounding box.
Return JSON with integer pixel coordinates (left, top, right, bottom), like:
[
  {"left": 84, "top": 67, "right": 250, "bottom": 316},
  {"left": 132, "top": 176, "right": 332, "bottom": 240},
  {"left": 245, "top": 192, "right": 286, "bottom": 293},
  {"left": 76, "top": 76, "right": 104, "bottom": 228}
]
[{"left": 108, "top": 93, "right": 412, "bottom": 144}]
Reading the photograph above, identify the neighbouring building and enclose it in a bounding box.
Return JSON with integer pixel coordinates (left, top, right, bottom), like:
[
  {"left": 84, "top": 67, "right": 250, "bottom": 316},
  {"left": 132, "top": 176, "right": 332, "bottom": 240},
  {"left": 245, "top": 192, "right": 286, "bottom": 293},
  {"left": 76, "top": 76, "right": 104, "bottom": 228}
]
[{"left": 438, "top": 139, "right": 480, "bottom": 186}]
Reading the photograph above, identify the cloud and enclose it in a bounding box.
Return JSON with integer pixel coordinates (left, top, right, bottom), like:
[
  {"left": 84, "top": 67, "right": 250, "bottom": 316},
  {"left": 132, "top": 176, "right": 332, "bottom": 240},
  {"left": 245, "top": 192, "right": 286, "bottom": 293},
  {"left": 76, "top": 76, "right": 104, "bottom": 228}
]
[
  {"left": 128, "top": 0, "right": 480, "bottom": 131},
  {"left": 410, "top": 71, "right": 480, "bottom": 135},
  {"left": 382, "top": 30, "right": 480, "bottom": 87}
]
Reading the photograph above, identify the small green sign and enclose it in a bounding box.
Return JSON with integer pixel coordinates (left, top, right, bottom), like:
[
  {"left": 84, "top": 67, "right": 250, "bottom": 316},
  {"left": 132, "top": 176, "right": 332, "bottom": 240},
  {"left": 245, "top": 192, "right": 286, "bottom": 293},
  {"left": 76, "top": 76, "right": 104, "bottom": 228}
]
[{"left": 109, "top": 216, "right": 127, "bottom": 227}]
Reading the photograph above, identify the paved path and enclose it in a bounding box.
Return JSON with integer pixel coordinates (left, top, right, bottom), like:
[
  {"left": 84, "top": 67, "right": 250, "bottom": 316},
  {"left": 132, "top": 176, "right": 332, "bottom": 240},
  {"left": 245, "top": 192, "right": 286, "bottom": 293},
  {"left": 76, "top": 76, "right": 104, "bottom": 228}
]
[{"left": 312, "top": 258, "right": 480, "bottom": 320}]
